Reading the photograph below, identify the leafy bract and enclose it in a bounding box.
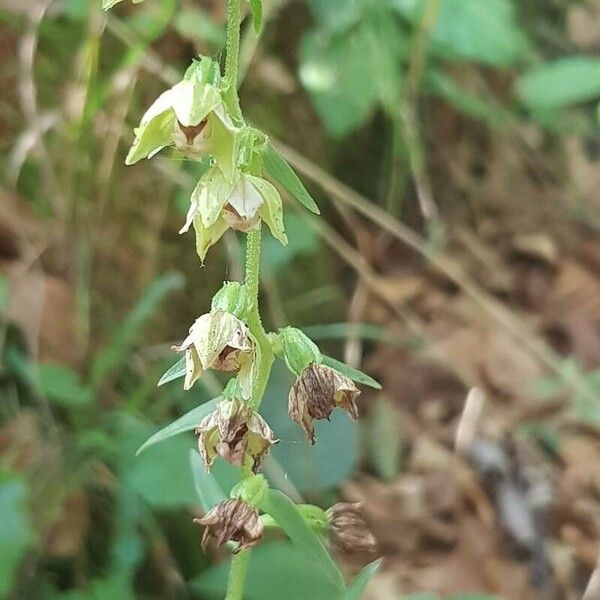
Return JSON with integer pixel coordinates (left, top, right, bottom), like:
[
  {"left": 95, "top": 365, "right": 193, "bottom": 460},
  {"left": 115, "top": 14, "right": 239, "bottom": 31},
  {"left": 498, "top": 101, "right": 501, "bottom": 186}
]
[
  {"left": 322, "top": 355, "right": 381, "bottom": 389},
  {"left": 136, "top": 397, "right": 220, "bottom": 455},
  {"left": 259, "top": 489, "right": 345, "bottom": 591},
  {"left": 342, "top": 558, "right": 383, "bottom": 600},
  {"left": 263, "top": 143, "right": 320, "bottom": 214}
]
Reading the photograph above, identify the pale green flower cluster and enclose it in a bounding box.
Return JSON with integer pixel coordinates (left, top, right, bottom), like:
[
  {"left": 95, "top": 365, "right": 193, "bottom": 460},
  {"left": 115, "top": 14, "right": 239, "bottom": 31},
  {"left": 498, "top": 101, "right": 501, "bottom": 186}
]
[{"left": 126, "top": 58, "right": 286, "bottom": 261}]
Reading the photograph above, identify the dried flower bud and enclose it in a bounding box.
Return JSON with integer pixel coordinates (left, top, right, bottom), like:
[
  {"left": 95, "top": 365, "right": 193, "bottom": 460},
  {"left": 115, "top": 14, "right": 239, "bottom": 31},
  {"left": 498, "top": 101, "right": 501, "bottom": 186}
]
[
  {"left": 326, "top": 503, "right": 377, "bottom": 554},
  {"left": 194, "top": 498, "right": 262, "bottom": 553},
  {"left": 196, "top": 399, "right": 277, "bottom": 471},
  {"left": 288, "top": 364, "right": 360, "bottom": 444},
  {"left": 172, "top": 311, "right": 252, "bottom": 391}
]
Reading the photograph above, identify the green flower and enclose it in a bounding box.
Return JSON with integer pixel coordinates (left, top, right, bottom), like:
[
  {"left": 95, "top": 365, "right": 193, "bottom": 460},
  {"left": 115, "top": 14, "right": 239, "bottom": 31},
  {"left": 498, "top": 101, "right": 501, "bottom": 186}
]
[
  {"left": 172, "top": 310, "right": 254, "bottom": 393},
  {"left": 180, "top": 167, "right": 288, "bottom": 261},
  {"left": 125, "top": 59, "right": 237, "bottom": 180}
]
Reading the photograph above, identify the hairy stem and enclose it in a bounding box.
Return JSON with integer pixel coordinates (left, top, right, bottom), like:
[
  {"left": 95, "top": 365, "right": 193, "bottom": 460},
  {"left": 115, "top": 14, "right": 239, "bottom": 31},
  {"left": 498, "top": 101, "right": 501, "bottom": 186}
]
[
  {"left": 224, "top": 0, "right": 243, "bottom": 121},
  {"left": 245, "top": 226, "right": 274, "bottom": 409},
  {"left": 225, "top": 550, "right": 251, "bottom": 600}
]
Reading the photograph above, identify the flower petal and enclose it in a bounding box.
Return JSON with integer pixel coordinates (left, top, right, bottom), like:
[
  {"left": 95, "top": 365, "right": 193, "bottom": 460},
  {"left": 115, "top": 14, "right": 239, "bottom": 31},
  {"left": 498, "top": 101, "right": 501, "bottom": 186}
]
[{"left": 246, "top": 175, "right": 288, "bottom": 246}]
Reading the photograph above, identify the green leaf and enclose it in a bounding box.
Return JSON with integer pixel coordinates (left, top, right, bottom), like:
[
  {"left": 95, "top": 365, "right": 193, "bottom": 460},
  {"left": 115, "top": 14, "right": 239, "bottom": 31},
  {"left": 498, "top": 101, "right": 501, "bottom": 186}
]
[
  {"left": 322, "top": 355, "right": 381, "bottom": 389},
  {"left": 342, "top": 558, "right": 382, "bottom": 600},
  {"left": 0, "top": 275, "right": 7, "bottom": 311},
  {"left": 189, "top": 449, "right": 228, "bottom": 511},
  {"left": 367, "top": 396, "right": 401, "bottom": 480},
  {"left": 194, "top": 542, "right": 342, "bottom": 600},
  {"left": 36, "top": 363, "right": 93, "bottom": 408},
  {"left": 392, "top": 0, "right": 528, "bottom": 67},
  {"left": 263, "top": 143, "right": 320, "bottom": 215},
  {"left": 135, "top": 397, "right": 220, "bottom": 455},
  {"left": 259, "top": 489, "right": 345, "bottom": 591},
  {"left": 157, "top": 356, "right": 187, "bottom": 387},
  {"left": 102, "top": 0, "right": 145, "bottom": 11},
  {"left": 0, "top": 474, "right": 33, "bottom": 597},
  {"left": 517, "top": 57, "right": 600, "bottom": 109},
  {"left": 91, "top": 272, "right": 184, "bottom": 388},
  {"left": 248, "top": 0, "right": 263, "bottom": 35}
]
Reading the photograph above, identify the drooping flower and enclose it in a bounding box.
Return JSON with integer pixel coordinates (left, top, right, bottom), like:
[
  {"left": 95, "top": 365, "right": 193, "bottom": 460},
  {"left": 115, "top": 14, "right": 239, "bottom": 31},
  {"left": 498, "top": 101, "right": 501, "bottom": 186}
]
[
  {"left": 125, "top": 58, "right": 237, "bottom": 180},
  {"left": 194, "top": 498, "right": 263, "bottom": 553},
  {"left": 288, "top": 364, "right": 360, "bottom": 444},
  {"left": 172, "top": 311, "right": 253, "bottom": 392},
  {"left": 326, "top": 503, "right": 377, "bottom": 553},
  {"left": 195, "top": 399, "right": 277, "bottom": 471},
  {"left": 179, "top": 167, "right": 287, "bottom": 261}
]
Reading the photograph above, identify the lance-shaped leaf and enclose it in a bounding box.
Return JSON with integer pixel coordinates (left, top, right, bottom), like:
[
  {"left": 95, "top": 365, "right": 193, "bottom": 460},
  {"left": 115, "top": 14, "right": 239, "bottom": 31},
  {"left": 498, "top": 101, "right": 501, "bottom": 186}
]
[
  {"left": 263, "top": 142, "right": 320, "bottom": 215},
  {"left": 322, "top": 355, "right": 381, "bottom": 389},
  {"left": 157, "top": 355, "right": 187, "bottom": 386},
  {"left": 342, "top": 559, "right": 383, "bottom": 600},
  {"left": 136, "top": 397, "right": 221, "bottom": 455},
  {"left": 259, "top": 489, "right": 345, "bottom": 592}
]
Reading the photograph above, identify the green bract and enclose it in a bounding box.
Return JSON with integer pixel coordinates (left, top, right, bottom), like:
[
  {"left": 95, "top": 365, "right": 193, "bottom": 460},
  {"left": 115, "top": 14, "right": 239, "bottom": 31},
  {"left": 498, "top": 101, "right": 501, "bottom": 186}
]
[
  {"left": 230, "top": 474, "right": 268, "bottom": 507},
  {"left": 125, "top": 58, "right": 237, "bottom": 178},
  {"left": 180, "top": 167, "right": 287, "bottom": 262},
  {"left": 280, "top": 327, "right": 322, "bottom": 375}
]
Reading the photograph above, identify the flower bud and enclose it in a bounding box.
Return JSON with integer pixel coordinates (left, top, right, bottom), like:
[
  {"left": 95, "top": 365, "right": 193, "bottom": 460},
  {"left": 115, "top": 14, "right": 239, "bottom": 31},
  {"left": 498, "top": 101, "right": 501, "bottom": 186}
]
[
  {"left": 288, "top": 364, "right": 360, "bottom": 444},
  {"left": 195, "top": 399, "right": 277, "bottom": 471},
  {"left": 194, "top": 498, "right": 263, "bottom": 553},
  {"left": 211, "top": 282, "right": 248, "bottom": 319},
  {"left": 279, "top": 327, "right": 322, "bottom": 375},
  {"left": 172, "top": 311, "right": 252, "bottom": 390},
  {"left": 326, "top": 503, "right": 377, "bottom": 554}
]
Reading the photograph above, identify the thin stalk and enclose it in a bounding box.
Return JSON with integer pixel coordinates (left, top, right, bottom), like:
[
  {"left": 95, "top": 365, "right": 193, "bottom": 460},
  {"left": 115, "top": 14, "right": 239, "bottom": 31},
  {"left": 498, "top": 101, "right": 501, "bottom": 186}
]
[
  {"left": 224, "top": 0, "right": 243, "bottom": 121},
  {"left": 225, "top": 550, "right": 251, "bottom": 600},
  {"left": 244, "top": 226, "right": 274, "bottom": 409}
]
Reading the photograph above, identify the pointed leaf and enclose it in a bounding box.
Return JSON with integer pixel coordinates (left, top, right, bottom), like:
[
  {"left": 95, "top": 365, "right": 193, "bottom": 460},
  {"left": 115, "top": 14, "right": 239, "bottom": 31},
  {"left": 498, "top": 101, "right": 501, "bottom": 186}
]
[
  {"left": 136, "top": 397, "right": 220, "bottom": 455},
  {"left": 322, "top": 355, "right": 381, "bottom": 389},
  {"left": 157, "top": 356, "right": 187, "bottom": 386},
  {"left": 342, "top": 558, "right": 382, "bottom": 600},
  {"left": 248, "top": 0, "right": 263, "bottom": 34},
  {"left": 263, "top": 143, "right": 320, "bottom": 215},
  {"left": 259, "top": 489, "right": 345, "bottom": 591},
  {"left": 189, "top": 449, "right": 227, "bottom": 511}
]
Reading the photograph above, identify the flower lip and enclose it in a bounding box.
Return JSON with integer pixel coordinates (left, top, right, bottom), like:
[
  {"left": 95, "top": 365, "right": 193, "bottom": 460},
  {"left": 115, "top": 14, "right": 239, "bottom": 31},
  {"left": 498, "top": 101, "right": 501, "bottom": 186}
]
[
  {"left": 177, "top": 118, "right": 209, "bottom": 145},
  {"left": 194, "top": 498, "right": 263, "bottom": 553}
]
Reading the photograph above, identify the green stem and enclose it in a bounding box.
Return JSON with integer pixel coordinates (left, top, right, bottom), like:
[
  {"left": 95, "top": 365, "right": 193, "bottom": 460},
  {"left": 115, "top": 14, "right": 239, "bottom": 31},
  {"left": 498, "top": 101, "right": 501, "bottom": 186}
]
[
  {"left": 245, "top": 226, "right": 274, "bottom": 409},
  {"left": 224, "top": 0, "right": 243, "bottom": 121},
  {"left": 225, "top": 550, "right": 251, "bottom": 600}
]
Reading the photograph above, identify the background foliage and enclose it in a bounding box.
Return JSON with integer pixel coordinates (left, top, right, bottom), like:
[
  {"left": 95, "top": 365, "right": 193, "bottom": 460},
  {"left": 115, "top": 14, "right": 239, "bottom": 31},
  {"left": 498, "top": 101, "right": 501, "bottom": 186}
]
[{"left": 1, "top": 0, "right": 599, "bottom": 598}]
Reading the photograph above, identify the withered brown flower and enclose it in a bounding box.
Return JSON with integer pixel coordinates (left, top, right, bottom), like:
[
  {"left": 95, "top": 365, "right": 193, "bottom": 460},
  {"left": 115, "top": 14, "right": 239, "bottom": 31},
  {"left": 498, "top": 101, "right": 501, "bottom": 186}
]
[
  {"left": 194, "top": 498, "right": 263, "bottom": 553},
  {"left": 196, "top": 399, "right": 277, "bottom": 471},
  {"left": 288, "top": 364, "right": 360, "bottom": 444},
  {"left": 326, "top": 502, "right": 377, "bottom": 554}
]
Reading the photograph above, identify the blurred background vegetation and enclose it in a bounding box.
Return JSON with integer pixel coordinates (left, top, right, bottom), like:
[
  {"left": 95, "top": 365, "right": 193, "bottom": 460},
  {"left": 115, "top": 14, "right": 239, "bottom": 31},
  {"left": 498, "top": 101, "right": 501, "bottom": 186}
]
[{"left": 1, "top": 0, "right": 600, "bottom": 598}]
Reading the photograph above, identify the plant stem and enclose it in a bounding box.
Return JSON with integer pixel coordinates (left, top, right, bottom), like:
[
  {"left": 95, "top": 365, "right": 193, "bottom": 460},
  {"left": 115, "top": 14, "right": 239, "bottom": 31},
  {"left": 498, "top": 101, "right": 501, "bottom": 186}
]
[
  {"left": 225, "top": 550, "right": 251, "bottom": 600},
  {"left": 224, "top": 0, "right": 243, "bottom": 121},
  {"left": 245, "top": 226, "right": 274, "bottom": 409}
]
